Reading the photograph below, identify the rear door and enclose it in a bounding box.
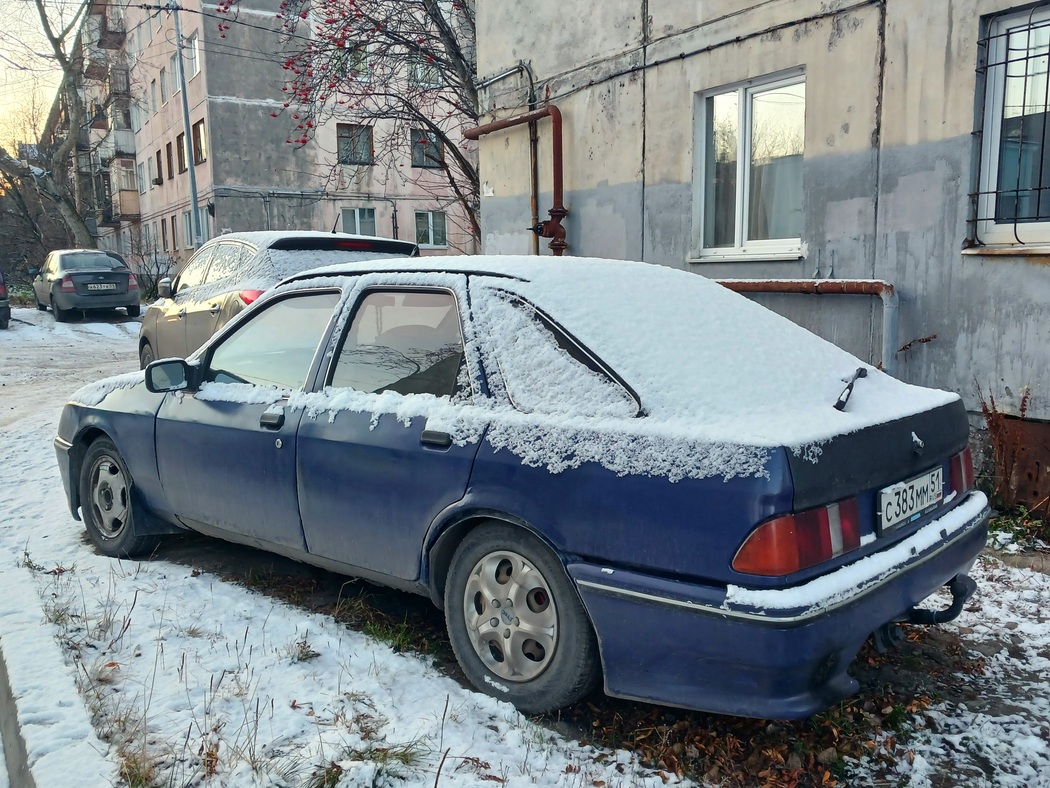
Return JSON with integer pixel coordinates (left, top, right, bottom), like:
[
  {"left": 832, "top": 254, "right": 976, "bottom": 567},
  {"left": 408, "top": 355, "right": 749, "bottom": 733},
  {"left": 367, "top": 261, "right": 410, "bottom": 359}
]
[
  {"left": 182, "top": 241, "right": 254, "bottom": 355},
  {"left": 159, "top": 249, "right": 214, "bottom": 358},
  {"left": 296, "top": 280, "right": 482, "bottom": 580},
  {"left": 155, "top": 289, "right": 342, "bottom": 548}
]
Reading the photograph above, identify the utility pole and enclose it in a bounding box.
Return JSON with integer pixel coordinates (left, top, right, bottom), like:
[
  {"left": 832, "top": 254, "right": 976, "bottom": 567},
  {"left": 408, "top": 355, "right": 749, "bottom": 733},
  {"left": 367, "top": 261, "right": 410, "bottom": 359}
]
[{"left": 168, "top": 1, "right": 202, "bottom": 249}]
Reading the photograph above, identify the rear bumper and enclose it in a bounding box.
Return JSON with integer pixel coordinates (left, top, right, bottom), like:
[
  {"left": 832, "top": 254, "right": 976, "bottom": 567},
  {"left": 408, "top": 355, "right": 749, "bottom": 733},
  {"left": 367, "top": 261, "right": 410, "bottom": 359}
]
[
  {"left": 54, "top": 291, "right": 138, "bottom": 311},
  {"left": 569, "top": 491, "right": 990, "bottom": 719}
]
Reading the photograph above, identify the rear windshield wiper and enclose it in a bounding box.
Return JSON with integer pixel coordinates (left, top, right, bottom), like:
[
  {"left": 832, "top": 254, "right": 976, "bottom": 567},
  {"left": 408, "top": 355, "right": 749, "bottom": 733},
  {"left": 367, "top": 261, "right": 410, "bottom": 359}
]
[{"left": 833, "top": 367, "right": 867, "bottom": 411}]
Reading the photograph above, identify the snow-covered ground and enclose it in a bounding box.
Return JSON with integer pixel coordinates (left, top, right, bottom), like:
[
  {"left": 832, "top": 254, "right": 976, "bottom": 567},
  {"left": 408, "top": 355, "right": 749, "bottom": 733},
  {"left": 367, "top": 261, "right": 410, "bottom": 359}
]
[{"left": 1, "top": 305, "right": 1049, "bottom": 787}]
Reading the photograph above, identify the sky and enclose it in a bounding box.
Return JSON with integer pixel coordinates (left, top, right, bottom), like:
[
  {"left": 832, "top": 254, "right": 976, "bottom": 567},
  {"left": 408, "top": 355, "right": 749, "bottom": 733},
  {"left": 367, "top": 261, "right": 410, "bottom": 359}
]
[{"left": 0, "top": 0, "right": 79, "bottom": 149}]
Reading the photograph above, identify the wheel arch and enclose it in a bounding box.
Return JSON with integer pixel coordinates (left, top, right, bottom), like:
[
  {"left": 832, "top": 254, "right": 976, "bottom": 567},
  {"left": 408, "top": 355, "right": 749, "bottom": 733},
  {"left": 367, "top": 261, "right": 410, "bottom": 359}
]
[
  {"left": 424, "top": 509, "right": 569, "bottom": 608},
  {"left": 68, "top": 426, "right": 110, "bottom": 518}
]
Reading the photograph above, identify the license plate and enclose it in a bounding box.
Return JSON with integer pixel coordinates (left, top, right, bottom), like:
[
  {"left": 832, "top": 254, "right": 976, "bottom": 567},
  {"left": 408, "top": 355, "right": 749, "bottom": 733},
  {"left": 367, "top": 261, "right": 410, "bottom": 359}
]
[
  {"left": 879, "top": 467, "right": 943, "bottom": 532},
  {"left": 86, "top": 283, "right": 117, "bottom": 291}
]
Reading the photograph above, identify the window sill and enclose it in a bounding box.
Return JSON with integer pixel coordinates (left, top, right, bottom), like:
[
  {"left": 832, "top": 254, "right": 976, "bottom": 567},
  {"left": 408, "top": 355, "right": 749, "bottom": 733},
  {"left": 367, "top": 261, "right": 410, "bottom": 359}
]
[
  {"left": 962, "top": 244, "right": 1050, "bottom": 257},
  {"left": 688, "top": 248, "right": 806, "bottom": 264}
]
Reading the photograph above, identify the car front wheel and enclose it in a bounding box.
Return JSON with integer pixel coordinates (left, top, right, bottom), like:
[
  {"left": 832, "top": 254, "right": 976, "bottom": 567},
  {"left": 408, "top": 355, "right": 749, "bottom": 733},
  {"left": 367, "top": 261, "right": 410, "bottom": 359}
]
[
  {"left": 445, "top": 523, "right": 600, "bottom": 714},
  {"left": 139, "top": 341, "right": 155, "bottom": 369},
  {"left": 79, "top": 437, "right": 160, "bottom": 558}
]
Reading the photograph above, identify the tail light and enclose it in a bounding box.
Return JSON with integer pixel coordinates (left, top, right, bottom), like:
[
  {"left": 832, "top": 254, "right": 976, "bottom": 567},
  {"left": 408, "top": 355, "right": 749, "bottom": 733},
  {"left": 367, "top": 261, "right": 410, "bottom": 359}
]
[
  {"left": 733, "top": 498, "right": 861, "bottom": 577},
  {"left": 128, "top": 273, "right": 139, "bottom": 291},
  {"left": 0, "top": 281, "right": 6, "bottom": 298},
  {"left": 949, "top": 446, "right": 975, "bottom": 497},
  {"left": 239, "top": 289, "right": 265, "bottom": 305},
  {"left": 60, "top": 275, "right": 76, "bottom": 293}
]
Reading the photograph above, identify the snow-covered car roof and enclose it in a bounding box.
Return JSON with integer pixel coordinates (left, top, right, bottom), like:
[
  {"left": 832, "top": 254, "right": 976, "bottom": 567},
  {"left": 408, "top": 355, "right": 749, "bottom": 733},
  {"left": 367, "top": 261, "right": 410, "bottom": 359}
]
[
  {"left": 285, "top": 255, "right": 959, "bottom": 453},
  {"left": 203, "top": 230, "right": 418, "bottom": 251}
]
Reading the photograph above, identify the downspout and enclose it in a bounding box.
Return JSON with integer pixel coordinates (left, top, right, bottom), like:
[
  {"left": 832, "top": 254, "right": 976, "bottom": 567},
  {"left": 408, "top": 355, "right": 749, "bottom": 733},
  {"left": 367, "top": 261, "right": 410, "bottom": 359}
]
[
  {"left": 464, "top": 106, "right": 568, "bottom": 255},
  {"left": 716, "top": 278, "right": 900, "bottom": 376}
]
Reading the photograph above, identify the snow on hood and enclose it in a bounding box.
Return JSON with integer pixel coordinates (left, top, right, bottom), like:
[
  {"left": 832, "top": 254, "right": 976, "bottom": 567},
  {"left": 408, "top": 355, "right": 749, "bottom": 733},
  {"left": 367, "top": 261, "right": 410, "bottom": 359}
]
[{"left": 69, "top": 370, "right": 144, "bottom": 406}]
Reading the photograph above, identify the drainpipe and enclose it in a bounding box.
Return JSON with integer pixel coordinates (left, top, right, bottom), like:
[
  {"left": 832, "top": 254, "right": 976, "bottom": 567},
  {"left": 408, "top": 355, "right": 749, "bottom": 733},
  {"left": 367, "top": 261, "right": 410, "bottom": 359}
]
[
  {"left": 716, "top": 278, "right": 900, "bottom": 376},
  {"left": 464, "top": 106, "right": 567, "bottom": 255}
]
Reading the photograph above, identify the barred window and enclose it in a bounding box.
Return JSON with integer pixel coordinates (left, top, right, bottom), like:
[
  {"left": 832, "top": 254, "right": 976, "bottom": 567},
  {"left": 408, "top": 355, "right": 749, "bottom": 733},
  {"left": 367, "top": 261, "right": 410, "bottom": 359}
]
[
  {"left": 975, "top": 6, "right": 1050, "bottom": 245},
  {"left": 411, "top": 128, "right": 443, "bottom": 168}
]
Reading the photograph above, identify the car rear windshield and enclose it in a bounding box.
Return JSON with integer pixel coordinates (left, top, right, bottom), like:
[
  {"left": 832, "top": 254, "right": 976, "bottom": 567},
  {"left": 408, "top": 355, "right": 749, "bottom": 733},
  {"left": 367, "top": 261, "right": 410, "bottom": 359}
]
[
  {"left": 269, "top": 237, "right": 418, "bottom": 256},
  {"left": 61, "top": 253, "right": 126, "bottom": 270}
]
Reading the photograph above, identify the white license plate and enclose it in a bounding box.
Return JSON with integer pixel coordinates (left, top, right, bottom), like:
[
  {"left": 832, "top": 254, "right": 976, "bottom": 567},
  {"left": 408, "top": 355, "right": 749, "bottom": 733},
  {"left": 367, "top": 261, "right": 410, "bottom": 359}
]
[
  {"left": 86, "top": 283, "right": 117, "bottom": 291},
  {"left": 879, "top": 467, "right": 943, "bottom": 532}
]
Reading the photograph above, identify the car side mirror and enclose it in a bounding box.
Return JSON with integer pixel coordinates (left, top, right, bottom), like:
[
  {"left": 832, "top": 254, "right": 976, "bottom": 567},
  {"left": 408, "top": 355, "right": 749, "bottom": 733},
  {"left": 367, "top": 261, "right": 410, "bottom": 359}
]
[
  {"left": 145, "top": 358, "right": 199, "bottom": 393},
  {"left": 26, "top": 267, "right": 39, "bottom": 277},
  {"left": 158, "top": 277, "right": 173, "bottom": 299}
]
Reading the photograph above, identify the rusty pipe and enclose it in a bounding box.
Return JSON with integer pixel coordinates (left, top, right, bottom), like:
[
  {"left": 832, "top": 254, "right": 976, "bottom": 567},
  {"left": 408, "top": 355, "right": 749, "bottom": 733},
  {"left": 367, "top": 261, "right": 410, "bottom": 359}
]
[
  {"left": 464, "top": 105, "right": 567, "bottom": 255},
  {"left": 716, "top": 278, "right": 900, "bottom": 376}
]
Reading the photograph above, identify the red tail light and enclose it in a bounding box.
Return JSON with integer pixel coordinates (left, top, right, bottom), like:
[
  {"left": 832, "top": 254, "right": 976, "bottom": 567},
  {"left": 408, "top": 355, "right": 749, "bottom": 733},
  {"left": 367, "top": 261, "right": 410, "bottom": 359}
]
[
  {"left": 0, "top": 282, "right": 6, "bottom": 298},
  {"left": 239, "top": 289, "right": 265, "bottom": 305},
  {"left": 128, "top": 273, "right": 139, "bottom": 291},
  {"left": 733, "top": 498, "right": 861, "bottom": 577},
  {"left": 60, "top": 275, "right": 76, "bottom": 293},
  {"left": 949, "top": 446, "right": 975, "bottom": 497}
]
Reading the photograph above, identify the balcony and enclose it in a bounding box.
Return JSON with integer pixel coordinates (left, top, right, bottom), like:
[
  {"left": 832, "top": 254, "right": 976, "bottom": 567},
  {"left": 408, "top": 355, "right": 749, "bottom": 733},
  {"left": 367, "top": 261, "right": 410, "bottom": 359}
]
[
  {"left": 97, "top": 204, "right": 119, "bottom": 227},
  {"left": 89, "top": 112, "right": 109, "bottom": 131},
  {"left": 112, "top": 128, "right": 135, "bottom": 156},
  {"left": 84, "top": 55, "right": 108, "bottom": 81},
  {"left": 97, "top": 13, "right": 126, "bottom": 49},
  {"left": 77, "top": 130, "right": 91, "bottom": 150},
  {"left": 112, "top": 189, "right": 140, "bottom": 220},
  {"left": 107, "top": 67, "right": 129, "bottom": 98}
]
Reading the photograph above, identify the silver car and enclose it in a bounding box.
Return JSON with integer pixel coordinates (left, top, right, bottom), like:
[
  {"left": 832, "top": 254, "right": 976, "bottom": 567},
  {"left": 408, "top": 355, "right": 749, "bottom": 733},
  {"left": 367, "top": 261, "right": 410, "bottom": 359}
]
[{"left": 137, "top": 230, "right": 418, "bottom": 367}]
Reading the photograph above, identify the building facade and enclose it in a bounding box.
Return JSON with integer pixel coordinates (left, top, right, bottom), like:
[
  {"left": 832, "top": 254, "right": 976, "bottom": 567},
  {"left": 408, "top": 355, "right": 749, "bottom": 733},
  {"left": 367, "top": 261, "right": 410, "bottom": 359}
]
[{"left": 473, "top": 0, "right": 1050, "bottom": 441}]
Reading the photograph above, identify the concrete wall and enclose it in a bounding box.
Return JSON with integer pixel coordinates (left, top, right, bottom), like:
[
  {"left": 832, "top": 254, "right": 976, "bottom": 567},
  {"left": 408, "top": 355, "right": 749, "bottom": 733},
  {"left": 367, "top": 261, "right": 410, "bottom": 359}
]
[{"left": 474, "top": 0, "right": 1050, "bottom": 420}]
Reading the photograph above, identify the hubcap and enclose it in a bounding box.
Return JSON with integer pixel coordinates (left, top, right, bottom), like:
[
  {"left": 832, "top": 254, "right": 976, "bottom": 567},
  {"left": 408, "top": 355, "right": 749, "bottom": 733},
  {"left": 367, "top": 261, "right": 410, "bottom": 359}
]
[
  {"left": 89, "top": 457, "right": 129, "bottom": 539},
  {"left": 462, "top": 550, "right": 558, "bottom": 682}
]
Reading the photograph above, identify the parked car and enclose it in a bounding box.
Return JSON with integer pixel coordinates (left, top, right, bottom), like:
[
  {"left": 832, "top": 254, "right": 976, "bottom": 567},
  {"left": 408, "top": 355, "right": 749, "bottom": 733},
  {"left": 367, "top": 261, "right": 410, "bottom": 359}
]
[
  {"left": 55, "top": 256, "right": 989, "bottom": 719},
  {"left": 30, "top": 249, "right": 140, "bottom": 322},
  {"left": 137, "top": 230, "right": 419, "bottom": 368},
  {"left": 0, "top": 268, "right": 10, "bottom": 329}
]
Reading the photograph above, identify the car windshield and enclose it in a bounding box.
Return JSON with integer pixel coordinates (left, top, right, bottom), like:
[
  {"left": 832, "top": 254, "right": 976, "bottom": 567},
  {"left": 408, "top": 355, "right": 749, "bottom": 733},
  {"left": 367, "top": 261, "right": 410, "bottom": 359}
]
[{"left": 61, "top": 253, "right": 125, "bottom": 270}]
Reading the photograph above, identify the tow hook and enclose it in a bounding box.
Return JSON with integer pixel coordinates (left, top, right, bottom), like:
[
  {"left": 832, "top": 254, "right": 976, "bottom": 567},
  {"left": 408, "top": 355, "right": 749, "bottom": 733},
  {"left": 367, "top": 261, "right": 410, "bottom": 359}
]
[{"left": 906, "top": 574, "right": 978, "bottom": 626}]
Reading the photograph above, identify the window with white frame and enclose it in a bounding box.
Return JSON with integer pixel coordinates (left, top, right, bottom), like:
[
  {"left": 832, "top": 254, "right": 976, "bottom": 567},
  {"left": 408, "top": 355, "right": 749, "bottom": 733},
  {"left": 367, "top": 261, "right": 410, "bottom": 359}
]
[
  {"left": 183, "top": 211, "right": 192, "bottom": 248},
  {"left": 159, "top": 67, "right": 168, "bottom": 103},
  {"left": 976, "top": 6, "right": 1050, "bottom": 245},
  {"left": 342, "top": 206, "right": 377, "bottom": 235},
  {"left": 170, "top": 53, "right": 181, "bottom": 94},
  {"left": 137, "top": 162, "right": 145, "bottom": 193},
  {"left": 409, "top": 56, "right": 441, "bottom": 88},
  {"left": 186, "top": 32, "right": 200, "bottom": 77},
  {"left": 694, "top": 72, "right": 805, "bottom": 259},
  {"left": 334, "top": 43, "right": 370, "bottom": 81},
  {"left": 415, "top": 210, "right": 447, "bottom": 247}
]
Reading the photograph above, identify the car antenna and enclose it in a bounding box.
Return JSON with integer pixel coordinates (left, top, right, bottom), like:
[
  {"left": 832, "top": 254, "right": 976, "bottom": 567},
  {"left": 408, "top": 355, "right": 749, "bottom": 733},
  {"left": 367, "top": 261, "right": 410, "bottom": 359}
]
[{"left": 834, "top": 367, "right": 867, "bottom": 411}]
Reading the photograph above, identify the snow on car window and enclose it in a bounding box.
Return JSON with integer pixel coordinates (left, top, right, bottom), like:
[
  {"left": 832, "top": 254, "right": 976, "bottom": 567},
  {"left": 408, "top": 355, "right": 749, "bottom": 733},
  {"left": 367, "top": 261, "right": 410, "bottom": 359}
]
[{"left": 472, "top": 290, "right": 636, "bottom": 418}]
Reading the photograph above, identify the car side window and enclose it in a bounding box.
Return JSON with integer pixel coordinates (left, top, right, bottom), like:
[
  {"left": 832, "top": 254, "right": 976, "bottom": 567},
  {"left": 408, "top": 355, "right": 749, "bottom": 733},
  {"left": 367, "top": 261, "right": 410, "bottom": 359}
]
[
  {"left": 329, "top": 289, "right": 465, "bottom": 398},
  {"left": 174, "top": 249, "right": 214, "bottom": 293},
  {"left": 204, "top": 242, "right": 250, "bottom": 285},
  {"left": 204, "top": 291, "right": 341, "bottom": 389},
  {"left": 482, "top": 292, "right": 638, "bottom": 418}
]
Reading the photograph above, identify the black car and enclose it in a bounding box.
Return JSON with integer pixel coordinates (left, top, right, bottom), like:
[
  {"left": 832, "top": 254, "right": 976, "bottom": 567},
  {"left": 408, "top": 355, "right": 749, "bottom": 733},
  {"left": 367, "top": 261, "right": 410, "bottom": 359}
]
[
  {"left": 0, "top": 268, "right": 10, "bottom": 329},
  {"left": 31, "top": 249, "right": 140, "bottom": 322}
]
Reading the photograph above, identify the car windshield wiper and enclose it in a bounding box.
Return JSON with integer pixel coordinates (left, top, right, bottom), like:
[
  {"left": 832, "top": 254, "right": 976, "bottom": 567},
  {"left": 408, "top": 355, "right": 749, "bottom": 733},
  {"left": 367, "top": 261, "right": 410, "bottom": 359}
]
[{"left": 833, "top": 367, "right": 867, "bottom": 411}]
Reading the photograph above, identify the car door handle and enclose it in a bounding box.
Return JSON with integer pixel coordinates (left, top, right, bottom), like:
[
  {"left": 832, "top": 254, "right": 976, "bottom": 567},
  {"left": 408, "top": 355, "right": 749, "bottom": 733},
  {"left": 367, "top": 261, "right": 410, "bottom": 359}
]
[
  {"left": 260, "top": 410, "right": 285, "bottom": 430},
  {"left": 420, "top": 430, "right": 452, "bottom": 448},
  {"left": 209, "top": 303, "right": 220, "bottom": 315}
]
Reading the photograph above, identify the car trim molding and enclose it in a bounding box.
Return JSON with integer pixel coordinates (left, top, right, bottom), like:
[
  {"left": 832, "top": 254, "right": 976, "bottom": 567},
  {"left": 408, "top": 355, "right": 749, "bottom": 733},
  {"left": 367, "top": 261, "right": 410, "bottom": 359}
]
[{"left": 576, "top": 498, "right": 989, "bottom": 625}]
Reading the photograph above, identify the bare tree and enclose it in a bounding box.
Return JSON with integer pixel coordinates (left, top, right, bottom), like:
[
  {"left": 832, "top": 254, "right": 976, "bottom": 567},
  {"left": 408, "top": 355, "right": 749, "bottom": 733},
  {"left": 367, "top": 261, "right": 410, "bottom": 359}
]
[
  {"left": 0, "top": 0, "right": 96, "bottom": 247},
  {"left": 218, "top": 0, "right": 479, "bottom": 243}
]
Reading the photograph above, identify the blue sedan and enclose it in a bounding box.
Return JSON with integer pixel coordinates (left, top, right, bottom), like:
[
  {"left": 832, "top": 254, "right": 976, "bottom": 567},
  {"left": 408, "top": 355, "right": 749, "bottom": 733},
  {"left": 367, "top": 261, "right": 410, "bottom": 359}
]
[{"left": 55, "top": 256, "right": 989, "bottom": 718}]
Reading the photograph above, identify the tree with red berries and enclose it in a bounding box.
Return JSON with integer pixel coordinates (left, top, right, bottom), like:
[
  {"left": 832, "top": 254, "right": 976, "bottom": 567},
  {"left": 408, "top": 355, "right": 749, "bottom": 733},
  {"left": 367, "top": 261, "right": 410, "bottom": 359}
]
[{"left": 220, "top": 0, "right": 479, "bottom": 244}]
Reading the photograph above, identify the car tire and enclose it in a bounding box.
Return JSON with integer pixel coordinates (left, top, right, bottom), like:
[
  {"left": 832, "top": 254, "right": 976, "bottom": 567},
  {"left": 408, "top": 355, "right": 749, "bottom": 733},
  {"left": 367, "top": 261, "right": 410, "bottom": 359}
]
[
  {"left": 139, "top": 341, "right": 155, "bottom": 369},
  {"left": 444, "top": 523, "right": 601, "bottom": 714},
  {"left": 79, "top": 437, "right": 161, "bottom": 559},
  {"left": 51, "top": 296, "right": 70, "bottom": 323},
  {"left": 0, "top": 319, "right": 7, "bottom": 330},
  {"left": 126, "top": 304, "right": 141, "bottom": 318},
  {"left": 36, "top": 299, "right": 47, "bottom": 311}
]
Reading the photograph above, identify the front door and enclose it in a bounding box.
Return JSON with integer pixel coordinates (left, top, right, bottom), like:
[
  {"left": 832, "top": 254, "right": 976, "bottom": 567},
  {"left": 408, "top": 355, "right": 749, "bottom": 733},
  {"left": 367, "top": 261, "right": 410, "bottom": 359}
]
[{"left": 155, "top": 289, "right": 341, "bottom": 549}]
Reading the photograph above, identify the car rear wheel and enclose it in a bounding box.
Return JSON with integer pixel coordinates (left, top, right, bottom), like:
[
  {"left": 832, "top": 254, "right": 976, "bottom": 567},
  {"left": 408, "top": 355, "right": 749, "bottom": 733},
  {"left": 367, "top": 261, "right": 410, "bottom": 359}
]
[
  {"left": 51, "top": 296, "right": 70, "bottom": 323},
  {"left": 139, "top": 341, "right": 155, "bottom": 369},
  {"left": 36, "top": 299, "right": 46, "bottom": 311},
  {"left": 0, "top": 318, "right": 7, "bottom": 330},
  {"left": 79, "top": 437, "right": 160, "bottom": 558},
  {"left": 127, "top": 304, "right": 141, "bottom": 318},
  {"left": 445, "top": 523, "right": 600, "bottom": 714}
]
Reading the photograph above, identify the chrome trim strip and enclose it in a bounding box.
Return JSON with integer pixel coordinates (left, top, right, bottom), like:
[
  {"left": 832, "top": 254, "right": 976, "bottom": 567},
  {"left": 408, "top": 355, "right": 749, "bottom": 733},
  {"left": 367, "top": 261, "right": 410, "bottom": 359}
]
[{"left": 576, "top": 507, "right": 988, "bottom": 625}]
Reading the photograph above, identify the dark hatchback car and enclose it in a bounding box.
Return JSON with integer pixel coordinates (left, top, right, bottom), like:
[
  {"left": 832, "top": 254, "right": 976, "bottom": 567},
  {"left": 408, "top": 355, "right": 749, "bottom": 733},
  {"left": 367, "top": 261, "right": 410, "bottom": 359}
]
[
  {"left": 138, "top": 230, "right": 418, "bottom": 368},
  {"left": 56, "top": 257, "right": 989, "bottom": 719},
  {"left": 0, "top": 268, "right": 10, "bottom": 329},
  {"left": 31, "top": 249, "right": 140, "bottom": 322}
]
